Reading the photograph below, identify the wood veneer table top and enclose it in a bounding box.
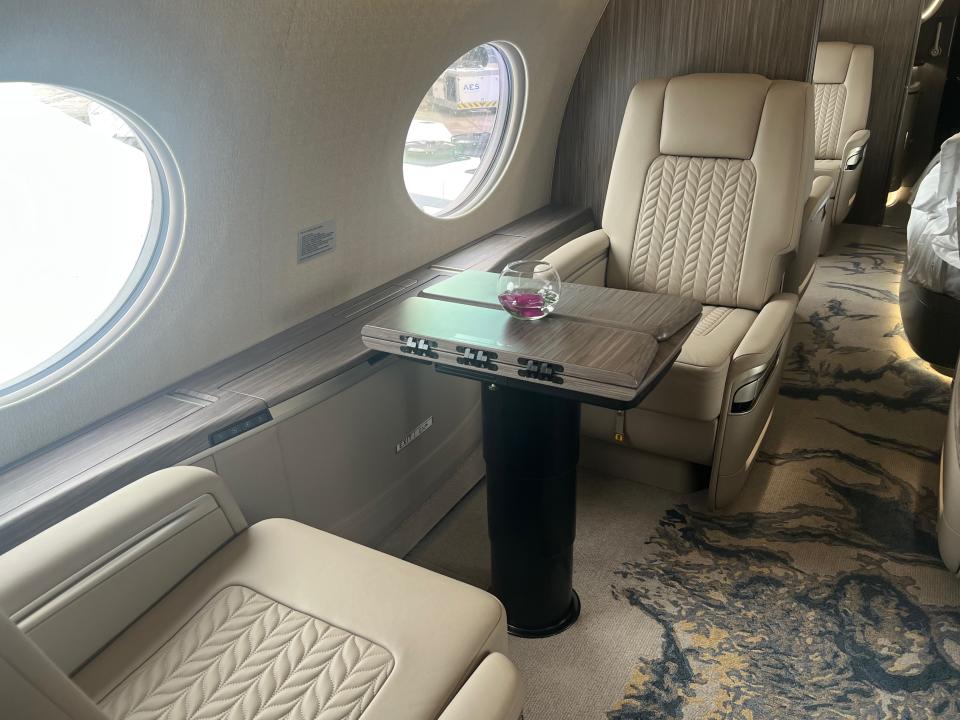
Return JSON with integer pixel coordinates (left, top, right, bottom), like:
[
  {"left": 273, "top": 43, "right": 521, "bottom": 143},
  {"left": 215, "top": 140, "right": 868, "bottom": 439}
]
[
  {"left": 420, "top": 271, "right": 701, "bottom": 341},
  {"left": 363, "top": 275, "right": 701, "bottom": 406},
  {"left": 364, "top": 297, "right": 659, "bottom": 391}
]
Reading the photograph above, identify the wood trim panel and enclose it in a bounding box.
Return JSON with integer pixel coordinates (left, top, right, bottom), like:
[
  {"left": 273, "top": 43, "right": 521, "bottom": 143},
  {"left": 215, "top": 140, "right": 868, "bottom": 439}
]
[
  {"left": 0, "top": 205, "right": 593, "bottom": 553},
  {"left": 220, "top": 271, "right": 448, "bottom": 405},
  {"left": 0, "top": 396, "right": 202, "bottom": 518},
  {"left": 0, "top": 392, "right": 266, "bottom": 554},
  {"left": 819, "top": 0, "right": 924, "bottom": 225},
  {"left": 432, "top": 206, "right": 593, "bottom": 272},
  {"left": 551, "top": 0, "right": 823, "bottom": 222},
  {"left": 363, "top": 274, "right": 701, "bottom": 403},
  {"left": 420, "top": 270, "right": 701, "bottom": 341}
]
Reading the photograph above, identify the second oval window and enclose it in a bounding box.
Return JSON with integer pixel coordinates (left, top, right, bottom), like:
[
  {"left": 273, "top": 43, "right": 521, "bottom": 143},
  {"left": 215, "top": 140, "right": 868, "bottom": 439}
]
[{"left": 403, "top": 42, "right": 523, "bottom": 217}]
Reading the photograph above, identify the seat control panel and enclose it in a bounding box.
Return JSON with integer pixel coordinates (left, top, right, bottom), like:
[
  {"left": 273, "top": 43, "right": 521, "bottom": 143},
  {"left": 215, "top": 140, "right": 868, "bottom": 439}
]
[
  {"left": 518, "top": 358, "right": 564, "bottom": 384},
  {"left": 456, "top": 345, "right": 498, "bottom": 370},
  {"left": 209, "top": 409, "right": 274, "bottom": 447},
  {"left": 400, "top": 335, "right": 439, "bottom": 359}
]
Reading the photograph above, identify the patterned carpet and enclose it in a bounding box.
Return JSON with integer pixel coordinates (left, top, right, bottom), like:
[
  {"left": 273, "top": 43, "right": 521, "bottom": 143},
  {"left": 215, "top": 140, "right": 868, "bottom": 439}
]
[{"left": 409, "top": 225, "right": 959, "bottom": 719}]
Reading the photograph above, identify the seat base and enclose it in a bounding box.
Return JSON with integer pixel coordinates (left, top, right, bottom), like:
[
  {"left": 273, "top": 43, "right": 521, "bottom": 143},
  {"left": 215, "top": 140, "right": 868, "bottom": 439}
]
[{"left": 580, "top": 436, "right": 709, "bottom": 493}]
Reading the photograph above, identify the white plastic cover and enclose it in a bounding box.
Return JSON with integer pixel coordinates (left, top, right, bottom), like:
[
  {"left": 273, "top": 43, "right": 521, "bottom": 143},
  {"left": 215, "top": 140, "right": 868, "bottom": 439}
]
[{"left": 906, "top": 133, "right": 960, "bottom": 299}]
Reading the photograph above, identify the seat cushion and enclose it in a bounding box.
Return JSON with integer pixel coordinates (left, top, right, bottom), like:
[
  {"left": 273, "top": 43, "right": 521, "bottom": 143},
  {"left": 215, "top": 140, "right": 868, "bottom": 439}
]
[
  {"left": 640, "top": 305, "right": 756, "bottom": 422},
  {"left": 815, "top": 159, "right": 842, "bottom": 196},
  {"left": 74, "top": 519, "right": 506, "bottom": 720}
]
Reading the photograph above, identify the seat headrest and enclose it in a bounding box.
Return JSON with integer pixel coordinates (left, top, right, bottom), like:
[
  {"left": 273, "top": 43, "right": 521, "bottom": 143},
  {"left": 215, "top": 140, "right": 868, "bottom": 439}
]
[
  {"left": 813, "top": 42, "right": 857, "bottom": 84},
  {"left": 660, "top": 74, "right": 772, "bottom": 160}
]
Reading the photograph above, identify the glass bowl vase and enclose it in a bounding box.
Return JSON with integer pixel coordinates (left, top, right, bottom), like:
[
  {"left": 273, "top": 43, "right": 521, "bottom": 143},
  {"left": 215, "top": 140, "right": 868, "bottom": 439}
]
[{"left": 496, "top": 260, "right": 561, "bottom": 320}]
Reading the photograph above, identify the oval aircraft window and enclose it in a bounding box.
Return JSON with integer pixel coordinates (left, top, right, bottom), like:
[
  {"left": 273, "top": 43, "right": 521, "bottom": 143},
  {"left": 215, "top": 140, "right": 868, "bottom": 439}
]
[
  {"left": 403, "top": 42, "right": 523, "bottom": 217},
  {"left": 0, "top": 83, "right": 169, "bottom": 397}
]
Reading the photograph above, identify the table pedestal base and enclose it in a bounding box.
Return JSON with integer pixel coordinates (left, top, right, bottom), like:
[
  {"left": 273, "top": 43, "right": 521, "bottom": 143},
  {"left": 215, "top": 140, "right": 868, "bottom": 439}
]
[{"left": 481, "top": 382, "right": 580, "bottom": 637}]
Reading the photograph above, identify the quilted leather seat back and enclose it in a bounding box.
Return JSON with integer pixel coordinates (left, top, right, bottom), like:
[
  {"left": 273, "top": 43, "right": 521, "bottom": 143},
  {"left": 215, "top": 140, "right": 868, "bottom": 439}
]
[
  {"left": 812, "top": 42, "right": 874, "bottom": 162},
  {"left": 630, "top": 155, "right": 756, "bottom": 307},
  {"left": 602, "top": 74, "right": 814, "bottom": 311},
  {"left": 814, "top": 83, "right": 848, "bottom": 160}
]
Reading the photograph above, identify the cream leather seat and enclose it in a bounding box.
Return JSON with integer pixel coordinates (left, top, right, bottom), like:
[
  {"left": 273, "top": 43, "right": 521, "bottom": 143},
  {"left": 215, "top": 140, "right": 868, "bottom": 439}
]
[
  {"left": 544, "top": 74, "right": 813, "bottom": 508},
  {"left": 812, "top": 41, "right": 874, "bottom": 229},
  {"left": 0, "top": 467, "right": 522, "bottom": 720}
]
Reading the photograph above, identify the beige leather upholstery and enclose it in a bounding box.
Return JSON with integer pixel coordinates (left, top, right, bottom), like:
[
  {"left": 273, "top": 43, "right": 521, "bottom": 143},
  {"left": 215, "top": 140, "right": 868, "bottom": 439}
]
[
  {"left": 659, "top": 74, "right": 770, "bottom": 160},
  {"left": 815, "top": 158, "right": 843, "bottom": 187},
  {"left": 641, "top": 306, "right": 757, "bottom": 422},
  {"left": 631, "top": 155, "right": 757, "bottom": 306},
  {"left": 96, "top": 584, "right": 395, "bottom": 719},
  {"left": 437, "top": 653, "right": 523, "bottom": 720},
  {"left": 0, "top": 467, "right": 246, "bottom": 674},
  {"left": 601, "top": 75, "right": 812, "bottom": 311},
  {"left": 785, "top": 175, "right": 834, "bottom": 296},
  {"left": 545, "top": 73, "right": 812, "bottom": 508},
  {"left": 0, "top": 612, "right": 108, "bottom": 720},
  {"left": 0, "top": 468, "right": 520, "bottom": 720},
  {"left": 542, "top": 228, "right": 610, "bottom": 285},
  {"left": 812, "top": 42, "right": 874, "bottom": 225}
]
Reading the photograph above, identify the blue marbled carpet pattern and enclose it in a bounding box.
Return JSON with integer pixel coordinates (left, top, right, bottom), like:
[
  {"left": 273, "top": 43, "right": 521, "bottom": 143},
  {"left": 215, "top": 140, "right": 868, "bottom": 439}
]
[{"left": 610, "top": 231, "right": 960, "bottom": 719}]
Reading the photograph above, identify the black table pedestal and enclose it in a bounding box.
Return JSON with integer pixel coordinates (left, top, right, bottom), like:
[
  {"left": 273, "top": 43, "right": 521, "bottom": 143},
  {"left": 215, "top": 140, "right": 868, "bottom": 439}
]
[{"left": 481, "top": 382, "right": 581, "bottom": 637}]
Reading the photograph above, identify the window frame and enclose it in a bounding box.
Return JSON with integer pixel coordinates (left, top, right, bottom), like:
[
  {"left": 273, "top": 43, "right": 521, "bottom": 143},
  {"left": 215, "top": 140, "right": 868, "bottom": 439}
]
[
  {"left": 404, "top": 41, "right": 527, "bottom": 219},
  {"left": 0, "top": 85, "right": 183, "bottom": 404}
]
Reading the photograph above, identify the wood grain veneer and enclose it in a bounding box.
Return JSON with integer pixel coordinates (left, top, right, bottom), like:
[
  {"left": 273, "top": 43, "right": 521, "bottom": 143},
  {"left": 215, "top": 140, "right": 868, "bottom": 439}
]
[
  {"left": 420, "top": 271, "right": 701, "bottom": 341},
  {"left": 0, "top": 204, "right": 593, "bottom": 553},
  {"left": 364, "top": 297, "right": 662, "bottom": 392},
  {"left": 551, "top": 0, "right": 823, "bottom": 222},
  {"left": 819, "top": 0, "right": 924, "bottom": 225},
  {"left": 432, "top": 207, "right": 594, "bottom": 272},
  {"left": 0, "top": 392, "right": 267, "bottom": 554},
  {"left": 0, "top": 395, "right": 203, "bottom": 517},
  {"left": 221, "top": 271, "right": 448, "bottom": 405},
  {"left": 364, "top": 272, "right": 701, "bottom": 405}
]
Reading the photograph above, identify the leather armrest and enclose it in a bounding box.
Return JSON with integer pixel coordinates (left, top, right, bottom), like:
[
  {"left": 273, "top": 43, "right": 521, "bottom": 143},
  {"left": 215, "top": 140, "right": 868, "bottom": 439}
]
[
  {"left": 783, "top": 179, "right": 833, "bottom": 297},
  {"left": 0, "top": 612, "right": 108, "bottom": 720},
  {"left": 541, "top": 229, "right": 610, "bottom": 282},
  {"left": 806, "top": 175, "right": 833, "bottom": 224},
  {"left": 843, "top": 129, "right": 871, "bottom": 170},
  {"left": 0, "top": 467, "right": 247, "bottom": 673},
  {"left": 730, "top": 294, "right": 798, "bottom": 381},
  {"left": 438, "top": 653, "right": 523, "bottom": 720}
]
